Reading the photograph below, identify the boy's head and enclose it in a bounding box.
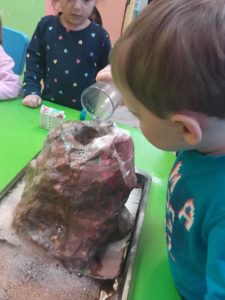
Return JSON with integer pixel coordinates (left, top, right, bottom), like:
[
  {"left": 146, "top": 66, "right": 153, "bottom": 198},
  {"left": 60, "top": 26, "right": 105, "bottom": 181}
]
[
  {"left": 58, "top": 0, "right": 96, "bottom": 30},
  {"left": 110, "top": 0, "right": 225, "bottom": 151}
]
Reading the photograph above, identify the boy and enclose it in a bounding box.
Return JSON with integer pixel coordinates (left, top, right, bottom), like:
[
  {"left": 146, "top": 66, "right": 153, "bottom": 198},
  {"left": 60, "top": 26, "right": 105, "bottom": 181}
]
[{"left": 98, "top": 0, "right": 225, "bottom": 299}]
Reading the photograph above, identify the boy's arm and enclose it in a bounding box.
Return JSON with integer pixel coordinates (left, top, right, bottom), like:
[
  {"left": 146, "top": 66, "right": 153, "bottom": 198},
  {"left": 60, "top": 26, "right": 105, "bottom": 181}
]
[
  {"left": 205, "top": 217, "right": 225, "bottom": 299},
  {"left": 23, "top": 22, "right": 45, "bottom": 98},
  {"left": 0, "top": 45, "right": 21, "bottom": 99}
]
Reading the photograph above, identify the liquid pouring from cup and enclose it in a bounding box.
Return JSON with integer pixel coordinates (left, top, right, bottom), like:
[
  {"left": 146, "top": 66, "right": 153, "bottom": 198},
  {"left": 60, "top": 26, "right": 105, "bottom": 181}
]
[{"left": 81, "top": 81, "right": 122, "bottom": 122}]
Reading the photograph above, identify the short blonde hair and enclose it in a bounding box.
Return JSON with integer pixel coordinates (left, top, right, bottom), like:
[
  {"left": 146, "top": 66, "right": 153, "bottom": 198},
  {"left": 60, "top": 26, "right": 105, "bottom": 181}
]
[{"left": 110, "top": 0, "right": 225, "bottom": 119}]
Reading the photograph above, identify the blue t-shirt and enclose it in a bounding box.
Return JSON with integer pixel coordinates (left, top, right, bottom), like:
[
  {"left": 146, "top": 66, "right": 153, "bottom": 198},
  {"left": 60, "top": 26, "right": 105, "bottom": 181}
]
[
  {"left": 23, "top": 15, "right": 111, "bottom": 110},
  {"left": 166, "top": 150, "right": 225, "bottom": 299}
]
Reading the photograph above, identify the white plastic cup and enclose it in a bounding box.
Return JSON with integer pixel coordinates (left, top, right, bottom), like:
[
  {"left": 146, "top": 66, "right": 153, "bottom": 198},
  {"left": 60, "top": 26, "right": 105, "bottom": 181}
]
[{"left": 81, "top": 81, "right": 122, "bottom": 121}]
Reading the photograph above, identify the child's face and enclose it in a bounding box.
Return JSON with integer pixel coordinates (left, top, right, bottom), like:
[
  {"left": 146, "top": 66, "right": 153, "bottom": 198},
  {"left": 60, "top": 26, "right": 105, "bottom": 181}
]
[
  {"left": 122, "top": 91, "right": 188, "bottom": 151},
  {"left": 59, "top": 0, "right": 96, "bottom": 29}
]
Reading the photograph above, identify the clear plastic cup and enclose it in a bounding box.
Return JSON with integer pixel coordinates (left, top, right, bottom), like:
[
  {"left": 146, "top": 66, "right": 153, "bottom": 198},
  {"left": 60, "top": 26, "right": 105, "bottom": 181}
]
[{"left": 81, "top": 81, "right": 122, "bottom": 121}]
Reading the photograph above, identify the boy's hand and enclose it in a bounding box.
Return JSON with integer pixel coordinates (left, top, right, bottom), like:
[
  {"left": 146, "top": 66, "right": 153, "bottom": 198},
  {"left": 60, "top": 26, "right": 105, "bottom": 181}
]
[
  {"left": 96, "top": 65, "right": 125, "bottom": 106},
  {"left": 96, "top": 65, "right": 112, "bottom": 82},
  {"left": 22, "top": 95, "right": 42, "bottom": 108}
]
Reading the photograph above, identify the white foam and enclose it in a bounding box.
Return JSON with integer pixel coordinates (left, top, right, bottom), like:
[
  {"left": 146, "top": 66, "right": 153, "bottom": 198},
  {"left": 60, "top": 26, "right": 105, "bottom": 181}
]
[{"left": 0, "top": 181, "right": 25, "bottom": 245}]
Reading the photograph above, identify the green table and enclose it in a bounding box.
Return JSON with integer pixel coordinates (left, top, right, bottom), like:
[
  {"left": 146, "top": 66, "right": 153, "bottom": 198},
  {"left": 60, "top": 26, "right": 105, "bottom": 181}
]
[{"left": 0, "top": 99, "right": 180, "bottom": 300}]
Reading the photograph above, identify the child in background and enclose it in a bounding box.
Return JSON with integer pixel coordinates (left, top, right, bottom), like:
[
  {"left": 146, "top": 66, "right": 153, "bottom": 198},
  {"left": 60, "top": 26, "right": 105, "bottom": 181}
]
[
  {"left": 0, "top": 17, "right": 21, "bottom": 100},
  {"left": 22, "top": 0, "right": 111, "bottom": 110},
  {"left": 98, "top": 0, "right": 225, "bottom": 299}
]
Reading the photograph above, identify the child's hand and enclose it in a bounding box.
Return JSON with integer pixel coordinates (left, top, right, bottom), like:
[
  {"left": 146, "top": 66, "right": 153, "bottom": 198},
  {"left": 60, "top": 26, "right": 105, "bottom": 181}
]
[
  {"left": 22, "top": 95, "right": 42, "bottom": 108},
  {"left": 96, "top": 65, "right": 125, "bottom": 106},
  {"left": 96, "top": 65, "right": 112, "bottom": 82}
]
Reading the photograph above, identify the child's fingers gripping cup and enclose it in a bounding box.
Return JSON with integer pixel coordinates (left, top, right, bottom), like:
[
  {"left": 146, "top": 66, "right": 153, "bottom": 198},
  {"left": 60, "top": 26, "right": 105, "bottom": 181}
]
[{"left": 81, "top": 81, "right": 122, "bottom": 122}]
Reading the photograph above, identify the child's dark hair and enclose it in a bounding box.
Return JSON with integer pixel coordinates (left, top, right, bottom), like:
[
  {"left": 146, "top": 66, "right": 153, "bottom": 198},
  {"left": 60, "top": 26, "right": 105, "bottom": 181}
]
[
  {"left": 90, "top": 6, "right": 102, "bottom": 26},
  {"left": 0, "top": 17, "right": 2, "bottom": 45},
  {"left": 110, "top": 0, "right": 225, "bottom": 119}
]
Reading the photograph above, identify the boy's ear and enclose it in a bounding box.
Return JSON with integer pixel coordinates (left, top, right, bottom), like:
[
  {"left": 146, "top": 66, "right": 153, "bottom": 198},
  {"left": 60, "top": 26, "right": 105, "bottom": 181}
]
[{"left": 170, "top": 114, "right": 202, "bottom": 146}]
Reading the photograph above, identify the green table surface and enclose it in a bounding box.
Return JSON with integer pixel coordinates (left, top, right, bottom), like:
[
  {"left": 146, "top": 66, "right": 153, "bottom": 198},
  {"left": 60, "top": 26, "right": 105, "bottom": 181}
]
[{"left": 0, "top": 99, "right": 180, "bottom": 300}]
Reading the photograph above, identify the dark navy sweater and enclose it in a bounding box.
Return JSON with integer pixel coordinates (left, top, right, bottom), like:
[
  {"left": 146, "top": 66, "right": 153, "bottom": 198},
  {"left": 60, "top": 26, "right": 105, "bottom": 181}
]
[{"left": 23, "top": 15, "right": 111, "bottom": 110}]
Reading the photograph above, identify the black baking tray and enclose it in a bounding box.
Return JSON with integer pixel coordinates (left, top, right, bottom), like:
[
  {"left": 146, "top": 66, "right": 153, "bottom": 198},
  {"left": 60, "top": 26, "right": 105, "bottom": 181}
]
[{"left": 0, "top": 167, "right": 151, "bottom": 300}]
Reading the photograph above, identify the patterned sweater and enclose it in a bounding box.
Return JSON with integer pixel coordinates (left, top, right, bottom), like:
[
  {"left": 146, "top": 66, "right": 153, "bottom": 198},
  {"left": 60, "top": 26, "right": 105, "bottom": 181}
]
[{"left": 23, "top": 15, "right": 111, "bottom": 110}]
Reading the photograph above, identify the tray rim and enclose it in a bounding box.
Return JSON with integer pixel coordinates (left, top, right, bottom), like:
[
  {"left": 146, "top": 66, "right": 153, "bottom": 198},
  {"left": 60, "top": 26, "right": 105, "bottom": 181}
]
[
  {"left": 120, "top": 168, "right": 152, "bottom": 300},
  {"left": 0, "top": 152, "right": 38, "bottom": 200}
]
